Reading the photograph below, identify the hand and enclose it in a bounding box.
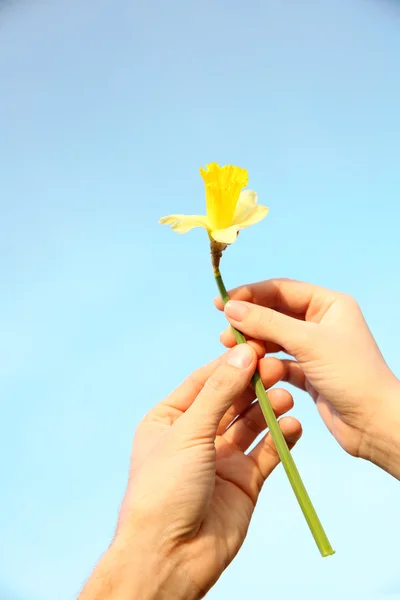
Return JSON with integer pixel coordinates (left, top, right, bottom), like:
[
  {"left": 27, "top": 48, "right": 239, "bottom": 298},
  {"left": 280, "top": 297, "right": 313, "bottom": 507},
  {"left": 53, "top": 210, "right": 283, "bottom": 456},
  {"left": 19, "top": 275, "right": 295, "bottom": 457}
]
[
  {"left": 79, "top": 345, "right": 301, "bottom": 600},
  {"left": 216, "top": 278, "right": 400, "bottom": 479}
]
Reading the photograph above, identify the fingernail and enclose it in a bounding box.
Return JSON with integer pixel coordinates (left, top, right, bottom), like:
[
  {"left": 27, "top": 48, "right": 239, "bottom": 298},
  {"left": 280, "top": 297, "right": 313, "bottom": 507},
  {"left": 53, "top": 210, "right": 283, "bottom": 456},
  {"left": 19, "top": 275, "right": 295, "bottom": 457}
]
[
  {"left": 227, "top": 344, "right": 253, "bottom": 368},
  {"left": 225, "top": 300, "right": 248, "bottom": 321}
]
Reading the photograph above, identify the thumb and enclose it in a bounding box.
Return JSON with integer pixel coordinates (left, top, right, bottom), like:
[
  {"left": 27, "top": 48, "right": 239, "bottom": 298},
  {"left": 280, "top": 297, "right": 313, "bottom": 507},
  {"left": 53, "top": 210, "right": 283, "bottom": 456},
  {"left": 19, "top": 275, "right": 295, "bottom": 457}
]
[
  {"left": 177, "top": 344, "right": 257, "bottom": 441},
  {"left": 224, "top": 300, "right": 315, "bottom": 357}
]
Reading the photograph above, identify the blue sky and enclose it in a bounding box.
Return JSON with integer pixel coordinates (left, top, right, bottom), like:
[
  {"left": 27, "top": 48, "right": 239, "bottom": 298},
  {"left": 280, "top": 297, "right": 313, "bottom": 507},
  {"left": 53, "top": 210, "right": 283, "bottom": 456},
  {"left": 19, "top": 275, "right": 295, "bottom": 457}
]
[{"left": 1, "top": 0, "right": 400, "bottom": 598}]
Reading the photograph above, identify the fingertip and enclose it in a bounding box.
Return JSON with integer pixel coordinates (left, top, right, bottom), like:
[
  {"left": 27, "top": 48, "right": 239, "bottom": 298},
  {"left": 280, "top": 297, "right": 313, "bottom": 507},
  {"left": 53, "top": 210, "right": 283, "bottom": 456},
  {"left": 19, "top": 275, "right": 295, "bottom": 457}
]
[
  {"left": 267, "top": 387, "right": 294, "bottom": 413},
  {"left": 255, "top": 357, "right": 288, "bottom": 392},
  {"left": 248, "top": 339, "right": 266, "bottom": 359},
  {"left": 226, "top": 343, "right": 257, "bottom": 369},
  {"left": 279, "top": 416, "right": 303, "bottom": 444},
  {"left": 214, "top": 296, "right": 224, "bottom": 310},
  {"left": 220, "top": 328, "right": 265, "bottom": 359},
  {"left": 258, "top": 356, "right": 285, "bottom": 379},
  {"left": 220, "top": 326, "right": 236, "bottom": 347},
  {"left": 224, "top": 299, "right": 250, "bottom": 322}
]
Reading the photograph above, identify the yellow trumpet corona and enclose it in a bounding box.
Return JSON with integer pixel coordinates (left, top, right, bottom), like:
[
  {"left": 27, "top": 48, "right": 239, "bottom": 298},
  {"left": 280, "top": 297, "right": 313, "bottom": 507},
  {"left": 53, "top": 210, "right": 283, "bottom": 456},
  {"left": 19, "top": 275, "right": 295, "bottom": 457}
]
[{"left": 159, "top": 162, "right": 269, "bottom": 244}]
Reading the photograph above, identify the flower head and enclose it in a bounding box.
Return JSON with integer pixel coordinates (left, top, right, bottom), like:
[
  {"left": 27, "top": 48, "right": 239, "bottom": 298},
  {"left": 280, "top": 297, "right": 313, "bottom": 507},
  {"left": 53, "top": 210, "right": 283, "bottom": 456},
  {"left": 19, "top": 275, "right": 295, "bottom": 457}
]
[{"left": 159, "top": 162, "right": 269, "bottom": 244}]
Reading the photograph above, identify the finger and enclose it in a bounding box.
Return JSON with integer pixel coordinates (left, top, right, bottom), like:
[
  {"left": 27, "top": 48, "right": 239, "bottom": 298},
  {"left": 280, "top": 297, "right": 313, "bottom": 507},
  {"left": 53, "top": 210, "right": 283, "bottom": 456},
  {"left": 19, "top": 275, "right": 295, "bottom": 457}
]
[
  {"left": 134, "top": 351, "right": 238, "bottom": 463},
  {"left": 279, "top": 359, "right": 318, "bottom": 401},
  {"left": 178, "top": 344, "right": 257, "bottom": 440},
  {"left": 280, "top": 359, "right": 307, "bottom": 391},
  {"left": 216, "top": 357, "right": 287, "bottom": 434},
  {"left": 156, "top": 350, "right": 231, "bottom": 415},
  {"left": 221, "top": 388, "right": 294, "bottom": 452},
  {"left": 214, "top": 278, "right": 336, "bottom": 322},
  {"left": 224, "top": 300, "right": 316, "bottom": 356},
  {"left": 220, "top": 326, "right": 283, "bottom": 355},
  {"left": 249, "top": 416, "right": 302, "bottom": 480}
]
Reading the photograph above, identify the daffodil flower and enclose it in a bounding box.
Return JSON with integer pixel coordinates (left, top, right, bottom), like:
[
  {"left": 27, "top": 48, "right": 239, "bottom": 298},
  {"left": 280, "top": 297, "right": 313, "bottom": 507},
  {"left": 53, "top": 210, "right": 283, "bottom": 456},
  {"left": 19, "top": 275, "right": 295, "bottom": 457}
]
[
  {"left": 159, "top": 163, "right": 334, "bottom": 558},
  {"left": 159, "top": 162, "right": 269, "bottom": 244}
]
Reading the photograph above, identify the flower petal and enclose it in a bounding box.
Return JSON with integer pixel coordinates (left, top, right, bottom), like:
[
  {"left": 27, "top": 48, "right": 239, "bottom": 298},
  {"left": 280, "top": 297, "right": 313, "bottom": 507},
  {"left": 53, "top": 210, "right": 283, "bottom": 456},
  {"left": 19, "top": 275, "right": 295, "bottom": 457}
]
[
  {"left": 210, "top": 204, "right": 269, "bottom": 245},
  {"left": 211, "top": 225, "right": 240, "bottom": 244},
  {"left": 237, "top": 204, "right": 269, "bottom": 229},
  {"left": 233, "top": 190, "right": 258, "bottom": 223},
  {"left": 159, "top": 214, "right": 210, "bottom": 234}
]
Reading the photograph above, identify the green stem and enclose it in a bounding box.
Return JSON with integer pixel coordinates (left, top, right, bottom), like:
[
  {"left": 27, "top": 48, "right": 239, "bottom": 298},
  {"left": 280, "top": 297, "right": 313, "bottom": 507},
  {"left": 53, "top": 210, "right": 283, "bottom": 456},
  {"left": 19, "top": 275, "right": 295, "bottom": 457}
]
[{"left": 214, "top": 268, "right": 335, "bottom": 557}]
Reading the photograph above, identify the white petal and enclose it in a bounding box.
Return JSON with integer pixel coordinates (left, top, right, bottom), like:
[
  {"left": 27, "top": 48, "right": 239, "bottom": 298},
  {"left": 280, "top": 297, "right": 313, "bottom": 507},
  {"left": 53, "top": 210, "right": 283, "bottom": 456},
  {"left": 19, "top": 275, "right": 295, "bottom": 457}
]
[
  {"left": 210, "top": 204, "right": 269, "bottom": 245},
  {"left": 211, "top": 225, "right": 239, "bottom": 244},
  {"left": 233, "top": 190, "right": 258, "bottom": 223},
  {"left": 236, "top": 204, "right": 269, "bottom": 229},
  {"left": 159, "top": 214, "right": 210, "bottom": 234}
]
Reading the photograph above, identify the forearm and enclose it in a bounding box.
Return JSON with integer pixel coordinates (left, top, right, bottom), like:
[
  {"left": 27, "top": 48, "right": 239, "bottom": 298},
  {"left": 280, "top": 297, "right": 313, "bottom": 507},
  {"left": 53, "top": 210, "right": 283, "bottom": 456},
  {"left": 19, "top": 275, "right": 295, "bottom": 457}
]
[
  {"left": 79, "top": 541, "right": 139, "bottom": 600},
  {"left": 79, "top": 535, "right": 200, "bottom": 600}
]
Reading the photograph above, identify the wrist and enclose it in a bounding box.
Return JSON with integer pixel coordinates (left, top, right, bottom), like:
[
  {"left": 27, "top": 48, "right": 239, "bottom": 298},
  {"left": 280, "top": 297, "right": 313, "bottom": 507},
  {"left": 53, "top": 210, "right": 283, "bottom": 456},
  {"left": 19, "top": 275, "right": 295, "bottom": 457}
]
[
  {"left": 79, "top": 529, "right": 202, "bottom": 600},
  {"left": 360, "top": 377, "right": 400, "bottom": 479}
]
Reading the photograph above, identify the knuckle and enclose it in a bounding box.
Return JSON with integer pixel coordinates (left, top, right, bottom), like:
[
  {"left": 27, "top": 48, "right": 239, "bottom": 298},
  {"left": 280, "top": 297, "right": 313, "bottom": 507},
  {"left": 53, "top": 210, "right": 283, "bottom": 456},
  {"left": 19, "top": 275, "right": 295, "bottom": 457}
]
[
  {"left": 242, "top": 415, "right": 264, "bottom": 436},
  {"left": 186, "top": 369, "right": 205, "bottom": 395},
  {"left": 290, "top": 323, "right": 317, "bottom": 360},
  {"left": 257, "top": 307, "right": 274, "bottom": 331},
  {"left": 340, "top": 292, "right": 359, "bottom": 310},
  {"left": 260, "top": 435, "right": 278, "bottom": 460}
]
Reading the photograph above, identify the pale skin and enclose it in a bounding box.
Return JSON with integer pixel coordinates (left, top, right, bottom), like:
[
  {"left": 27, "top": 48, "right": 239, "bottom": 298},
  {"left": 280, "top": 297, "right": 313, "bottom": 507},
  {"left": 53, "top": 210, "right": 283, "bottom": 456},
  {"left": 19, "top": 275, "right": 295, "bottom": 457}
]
[
  {"left": 219, "top": 278, "right": 400, "bottom": 479},
  {"left": 79, "top": 344, "right": 302, "bottom": 600},
  {"left": 80, "top": 278, "right": 400, "bottom": 599}
]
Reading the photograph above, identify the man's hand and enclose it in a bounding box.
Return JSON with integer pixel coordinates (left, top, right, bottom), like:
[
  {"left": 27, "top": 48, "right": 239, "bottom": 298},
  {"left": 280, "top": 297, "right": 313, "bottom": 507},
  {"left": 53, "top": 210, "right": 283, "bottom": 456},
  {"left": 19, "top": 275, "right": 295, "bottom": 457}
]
[{"left": 79, "top": 344, "right": 301, "bottom": 600}]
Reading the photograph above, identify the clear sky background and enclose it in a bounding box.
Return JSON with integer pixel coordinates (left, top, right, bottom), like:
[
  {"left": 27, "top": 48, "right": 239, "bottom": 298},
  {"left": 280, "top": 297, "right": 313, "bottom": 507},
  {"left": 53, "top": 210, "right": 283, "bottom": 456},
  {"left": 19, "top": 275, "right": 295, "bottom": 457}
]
[{"left": 1, "top": 0, "right": 400, "bottom": 598}]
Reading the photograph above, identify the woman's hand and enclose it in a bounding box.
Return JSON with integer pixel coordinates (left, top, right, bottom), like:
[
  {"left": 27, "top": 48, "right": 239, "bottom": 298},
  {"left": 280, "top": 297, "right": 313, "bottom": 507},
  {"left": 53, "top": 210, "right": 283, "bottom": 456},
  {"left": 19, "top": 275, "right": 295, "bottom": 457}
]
[
  {"left": 80, "top": 344, "right": 301, "bottom": 600},
  {"left": 216, "top": 278, "right": 400, "bottom": 478}
]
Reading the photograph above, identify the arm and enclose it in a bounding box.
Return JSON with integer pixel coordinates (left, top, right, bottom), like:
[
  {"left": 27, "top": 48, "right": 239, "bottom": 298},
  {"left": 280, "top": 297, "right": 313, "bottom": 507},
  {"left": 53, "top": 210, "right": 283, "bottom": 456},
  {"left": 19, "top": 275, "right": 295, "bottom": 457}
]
[
  {"left": 79, "top": 344, "right": 301, "bottom": 599},
  {"left": 79, "top": 536, "right": 193, "bottom": 600}
]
